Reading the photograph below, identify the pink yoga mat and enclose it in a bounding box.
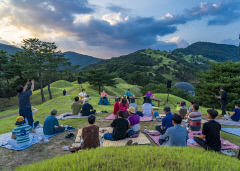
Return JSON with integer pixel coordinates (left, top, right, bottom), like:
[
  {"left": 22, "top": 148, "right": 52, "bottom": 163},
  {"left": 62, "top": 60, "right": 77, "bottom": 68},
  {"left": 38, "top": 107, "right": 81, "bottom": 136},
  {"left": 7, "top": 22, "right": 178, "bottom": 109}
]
[
  {"left": 146, "top": 131, "right": 239, "bottom": 150},
  {"left": 105, "top": 114, "right": 152, "bottom": 122}
]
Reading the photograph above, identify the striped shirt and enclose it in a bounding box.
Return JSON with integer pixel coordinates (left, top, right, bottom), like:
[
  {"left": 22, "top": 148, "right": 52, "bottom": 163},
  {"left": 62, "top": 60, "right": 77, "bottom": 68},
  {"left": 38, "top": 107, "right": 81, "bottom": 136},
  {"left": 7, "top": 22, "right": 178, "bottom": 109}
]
[{"left": 12, "top": 124, "right": 32, "bottom": 144}]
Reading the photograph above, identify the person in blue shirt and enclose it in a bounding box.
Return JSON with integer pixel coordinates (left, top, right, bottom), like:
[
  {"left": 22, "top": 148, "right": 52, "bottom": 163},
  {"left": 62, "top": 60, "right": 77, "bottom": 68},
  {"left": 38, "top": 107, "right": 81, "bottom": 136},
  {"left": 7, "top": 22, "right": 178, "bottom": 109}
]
[
  {"left": 81, "top": 99, "right": 96, "bottom": 116},
  {"left": 155, "top": 107, "right": 173, "bottom": 134},
  {"left": 16, "top": 80, "right": 35, "bottom": 127},
  {"left": 159, "top": 114, "right": 188, "bottom": 146},
  {"left": 43, "top": 109, "right": 65, "bottom": 135},
  {"left": 125, "top": 89, "right": 134, "bottom": 103},
  {"left": 224, "top": 104, "right": 240, "bottom": 122}
]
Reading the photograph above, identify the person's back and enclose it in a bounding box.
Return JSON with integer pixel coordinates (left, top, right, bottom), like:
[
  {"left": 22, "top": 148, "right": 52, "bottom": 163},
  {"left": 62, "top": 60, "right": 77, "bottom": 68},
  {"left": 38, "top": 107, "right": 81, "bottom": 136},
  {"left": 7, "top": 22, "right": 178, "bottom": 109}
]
[
  {"left": 111, "top": 118, "right": 129, "bottom": 140},
  {"left": 113, "top": 101, "right": 120, "bottom": 115},
  {"left": 82, "top": 103, "right": 93, "bottom": 116},
  {"left": 162, "top": 112, "right": 173, "bottom": 130},
  {"left": 231, "top": 108, "right": 240, "bottom": 121},
  {"left": 142, "top": 103, "right": 152, "bottom": 116},
  {"left": 18, "top": 90, "right": 32, "bottom": 110},
  {"left": 71, "top": 101, "right": 82, "bottom": 115},
  {"left": 12, "top": 124, "right": 32, "bottom": 145},
  {"left": 43, "top": 115, "right": 59, "bottom": 135},
  {"left": 128, "top": 114, "right": 140, "bottom": 132},
  {"left": 166, "top": 125, "right": 188, "bottom": 146},
  {"left": 81, "top": 124, "right": 99, "bottom": 149},
  {"left": 188, "top": 111, "right": 202, "bottom": 131},
  {"left": 119, "top": 103, "right": 128, "bottom": 113},
  {"left": 203, "top": 120, "right": 221, "bottom": 149}
]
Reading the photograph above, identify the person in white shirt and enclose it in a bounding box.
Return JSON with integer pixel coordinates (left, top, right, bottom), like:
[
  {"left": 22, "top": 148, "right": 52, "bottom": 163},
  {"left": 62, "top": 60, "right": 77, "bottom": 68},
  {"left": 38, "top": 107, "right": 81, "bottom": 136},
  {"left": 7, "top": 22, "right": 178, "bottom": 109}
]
[
  {"left": 79, "top": 89, "right": 87, "bottom": 101},
  {"left": 142, "top": 97, "right": 152, "bottom": 117}
]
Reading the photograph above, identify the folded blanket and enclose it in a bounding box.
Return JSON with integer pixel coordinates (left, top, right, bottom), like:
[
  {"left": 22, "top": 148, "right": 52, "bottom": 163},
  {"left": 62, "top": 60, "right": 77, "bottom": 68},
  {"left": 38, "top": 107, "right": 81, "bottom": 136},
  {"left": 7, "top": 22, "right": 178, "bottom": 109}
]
[
  {"left": 221, "top": 128, "right": 240, "bottom": 137},
  {"left": 74, "top": 127, "right": 151, "bottom": 147},
  {"left": 57, "top": 113, "right": 88, "bottom": 120}
]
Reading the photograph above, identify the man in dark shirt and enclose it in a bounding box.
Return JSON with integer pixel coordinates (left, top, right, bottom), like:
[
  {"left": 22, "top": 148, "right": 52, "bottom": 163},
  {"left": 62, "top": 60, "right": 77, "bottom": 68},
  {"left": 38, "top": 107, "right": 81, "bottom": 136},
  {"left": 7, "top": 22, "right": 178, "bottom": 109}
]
[
  {"left": 81, "top": 99, "right": 96, "bottom": 116},
  {"left": 216, "top": 87, "right": 228, "bottom": 115},
  {"left": 63, "top": 89, "right": 66, "bottom": 96},
  {"left": 104, "top": 111, "right": 129, "bottom": 141},
  {"left": 16, "top": 80, "right": 34, "bottom": 127},
  {"left": 194, "top": 109, "right": 221, "bottom": 151}
]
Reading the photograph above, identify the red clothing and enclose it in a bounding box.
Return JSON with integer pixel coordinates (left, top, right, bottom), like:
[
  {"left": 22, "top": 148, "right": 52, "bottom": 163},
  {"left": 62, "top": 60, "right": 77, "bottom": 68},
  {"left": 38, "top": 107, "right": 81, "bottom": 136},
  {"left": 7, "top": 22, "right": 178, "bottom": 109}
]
[
  {"left": 113, "top": 102, "right": 120, "bottom": 115},
  {"left": 119, "top": 103, "right": 129, "bottom": 113}
]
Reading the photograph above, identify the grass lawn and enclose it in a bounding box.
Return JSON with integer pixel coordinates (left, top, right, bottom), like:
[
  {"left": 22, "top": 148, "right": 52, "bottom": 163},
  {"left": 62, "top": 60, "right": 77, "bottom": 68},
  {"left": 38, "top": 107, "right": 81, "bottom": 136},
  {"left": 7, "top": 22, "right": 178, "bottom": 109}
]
[
  {"left": 0, "top": 79, "right": 240, "bottom": 170},
  {"left": 16, "top": 146, "right": 240, "bottom": 171}
]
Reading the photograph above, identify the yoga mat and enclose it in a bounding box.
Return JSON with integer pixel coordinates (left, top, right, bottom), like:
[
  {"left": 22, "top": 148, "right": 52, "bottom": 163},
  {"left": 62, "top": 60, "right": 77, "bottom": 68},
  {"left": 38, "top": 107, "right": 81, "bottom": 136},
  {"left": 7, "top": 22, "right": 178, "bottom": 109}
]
[
  {"left": 57, "top": 113, "right": 88, "bottom": 120},
  {"left": 205, "top": 119, "right": 240, "bottom": 127},
  {"left": 0, "top": 126, "right": 75, "bottom": 151},
  {"left": 105, "top": 114, "right": 153, "bottom": 122},
  {"left": 221, "top": 128, "right": 240, "bottom": 137},
  {"left": 145, "top": 130, "right": 239, "bottom": 150},
  {"left": 75, "top": 127, "right": 151, "bottom": 147}
]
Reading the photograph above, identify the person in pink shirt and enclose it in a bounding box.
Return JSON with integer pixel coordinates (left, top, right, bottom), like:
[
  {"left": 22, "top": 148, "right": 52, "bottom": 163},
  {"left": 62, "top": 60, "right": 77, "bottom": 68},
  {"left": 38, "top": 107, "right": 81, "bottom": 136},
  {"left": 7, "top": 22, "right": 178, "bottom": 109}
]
[
  {"left": 119, "top": 98, "right": 129, "bottom": 117},
  {"left": 98, "top": 90, "right": 110, "bottom": 105}
]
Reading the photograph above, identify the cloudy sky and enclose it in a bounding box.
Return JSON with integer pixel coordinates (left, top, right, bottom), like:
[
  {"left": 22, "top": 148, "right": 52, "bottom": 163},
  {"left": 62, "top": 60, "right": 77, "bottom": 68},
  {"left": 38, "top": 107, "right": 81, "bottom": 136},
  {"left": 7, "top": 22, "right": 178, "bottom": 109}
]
[{"left": 0, "top": 0, "right": 239, "bottom": 58}]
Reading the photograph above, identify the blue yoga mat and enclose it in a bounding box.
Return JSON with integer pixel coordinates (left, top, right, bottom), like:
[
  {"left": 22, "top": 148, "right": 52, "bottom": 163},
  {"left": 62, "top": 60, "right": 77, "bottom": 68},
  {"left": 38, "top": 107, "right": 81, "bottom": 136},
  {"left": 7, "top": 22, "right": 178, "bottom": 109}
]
[
  {"left": 0, "top": 127, "right": 75, "bottom": 151},
  {"left": 221, "top": 128, "right": 240, "bottom": 137}
]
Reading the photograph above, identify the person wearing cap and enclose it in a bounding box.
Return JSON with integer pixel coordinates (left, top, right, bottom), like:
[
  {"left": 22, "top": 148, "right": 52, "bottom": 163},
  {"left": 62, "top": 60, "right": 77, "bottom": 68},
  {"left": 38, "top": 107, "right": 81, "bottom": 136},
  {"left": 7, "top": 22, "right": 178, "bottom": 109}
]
[
  {"left": 16, "top": 80, "right": 34, "bottom": 127},
  {"left": 81, "top": 99, "right": 96, "bottom": 116},
  {"left": 8, "top": 116, "right": 35, "bottom": 148},
  {"left": 127, "top": 106, "right": 140, "bottom": 137},
  {"left": 43, "top": 109, "right": 65, "bottom": 135},
  {"left": 216, "top": 87, "right": 228, "bottom": 115},
  {"left": 155, "top": 107, "right": 173, "bottom": 134}
]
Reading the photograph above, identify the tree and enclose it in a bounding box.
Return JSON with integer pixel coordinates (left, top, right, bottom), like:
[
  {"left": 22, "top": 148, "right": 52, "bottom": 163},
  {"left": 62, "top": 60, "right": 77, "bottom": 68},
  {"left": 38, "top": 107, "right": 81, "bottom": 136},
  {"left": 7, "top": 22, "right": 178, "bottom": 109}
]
[
  {"left": 83, "top": 68, "right": 117, "bottom": 94},
  {"left": 196, "top": 61, "right": 240, "bottom": 109}
]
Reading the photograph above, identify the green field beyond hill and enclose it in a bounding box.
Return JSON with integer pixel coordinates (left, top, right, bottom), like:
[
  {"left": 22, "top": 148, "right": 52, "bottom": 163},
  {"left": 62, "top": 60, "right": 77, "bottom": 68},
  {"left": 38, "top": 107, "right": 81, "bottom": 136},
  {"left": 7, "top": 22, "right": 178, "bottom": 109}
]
[{"left": 0, "top": 79, "right": 239, "bottom": 170}]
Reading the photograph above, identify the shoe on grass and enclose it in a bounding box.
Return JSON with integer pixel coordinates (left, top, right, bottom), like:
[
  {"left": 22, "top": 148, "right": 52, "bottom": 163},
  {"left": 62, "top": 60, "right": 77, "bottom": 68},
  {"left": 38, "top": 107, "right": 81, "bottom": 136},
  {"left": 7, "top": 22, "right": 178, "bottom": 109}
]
[{"left": 126, "top": 140, "right": 133, "bottom": 146}]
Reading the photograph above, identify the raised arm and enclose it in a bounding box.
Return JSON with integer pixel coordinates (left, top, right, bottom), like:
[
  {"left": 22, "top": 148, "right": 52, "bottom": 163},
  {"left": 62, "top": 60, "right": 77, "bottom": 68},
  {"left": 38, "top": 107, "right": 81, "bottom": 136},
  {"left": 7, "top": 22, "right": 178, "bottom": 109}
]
[
  {"left": 23, "top": 80, "right": 30, "bottom": 92},
  {"left": 31, "top": 80, "right": 34, "bottom": 91}
]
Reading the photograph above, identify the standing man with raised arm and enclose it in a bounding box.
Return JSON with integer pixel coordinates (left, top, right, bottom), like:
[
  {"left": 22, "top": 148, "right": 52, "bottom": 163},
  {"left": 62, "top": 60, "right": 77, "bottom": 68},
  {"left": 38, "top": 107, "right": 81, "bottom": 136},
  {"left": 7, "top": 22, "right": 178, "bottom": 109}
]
[{"left": 16, "top": 80, "right": 35, "bottom": 127}]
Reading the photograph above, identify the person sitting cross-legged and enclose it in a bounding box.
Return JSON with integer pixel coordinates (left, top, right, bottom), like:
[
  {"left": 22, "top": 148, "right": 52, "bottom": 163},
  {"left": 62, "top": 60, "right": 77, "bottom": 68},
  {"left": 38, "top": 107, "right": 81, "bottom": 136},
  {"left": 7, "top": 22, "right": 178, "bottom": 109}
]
[
  {"left": 81, "top": 99, "right": 96, "bottom": 116},
  {"left": 159, "top": 114, "right": 188, "bottom": 146},
  {"left": 43, "top": 109, "right": 65, "bottom": 135},
  {"left": 224, "top": 104, "right": 240, "bottom": 122},
  {"left": 155, "top": 107, "right": 173, "bottom": 134},
  {"left": 127, "top": 106, "right": 140, "bottom": 137},
  {"left": 194, "top": 109, "right": 221, "bottom": 152},
  {"left": 80, "top": 115, "right": 100, "bottom": 150},
  {"left": 8, "top": 116, "right": 36, "bottom": 148},
  {"left": 104, "top": 111, "right": 129, "bottom": 141},
  {"left": 187, "top": 104, "right": 202, "bottom": 131},
  {"left": 71, "top": 96, "right": 82, "bottom": 115},
  {"left": 142, "top": 97, "right": 153, "bottom": 117}
]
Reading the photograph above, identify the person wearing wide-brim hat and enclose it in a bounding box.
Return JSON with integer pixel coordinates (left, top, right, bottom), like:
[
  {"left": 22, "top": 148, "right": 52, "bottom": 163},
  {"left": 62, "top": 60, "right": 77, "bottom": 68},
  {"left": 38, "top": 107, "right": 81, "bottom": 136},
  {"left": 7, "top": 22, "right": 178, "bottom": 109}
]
[
  {"left": 127, "top": 106, "right": 140, "bottom": 137},
  {"left": 8, "top": 116, "right": 36, "bottom": 148}
]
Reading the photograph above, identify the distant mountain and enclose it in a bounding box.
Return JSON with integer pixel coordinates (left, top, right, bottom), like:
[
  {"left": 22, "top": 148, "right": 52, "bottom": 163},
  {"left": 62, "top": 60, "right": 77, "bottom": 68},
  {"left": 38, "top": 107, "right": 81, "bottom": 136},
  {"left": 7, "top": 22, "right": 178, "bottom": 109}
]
[
  {"left": 0, "top": 43, "right": 22, "bottom": 54},
  {"left": 173, "top": 42, "right": 240, "bottom": 62},
  {"left": 63, "top": 51, "right": 103, "bottom": 69},
  {"left": 0, "top": 43, "right": 103, "bottom": 69}
]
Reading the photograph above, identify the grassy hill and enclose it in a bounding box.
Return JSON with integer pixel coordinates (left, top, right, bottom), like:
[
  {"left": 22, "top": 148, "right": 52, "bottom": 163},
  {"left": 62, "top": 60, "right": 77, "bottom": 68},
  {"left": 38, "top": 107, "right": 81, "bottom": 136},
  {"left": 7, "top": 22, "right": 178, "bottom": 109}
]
[
  {"left": 16, "top": 146, "right": 240, "bottom": 171},
  {"left": 0, "top": 43, "right": 22, "bottom": 54},
  {"left": 173, "top": 42, "right": 240, "bottom": 62},
  {"left": 0, "top": 79, "right": 239, "bottom": 170}
]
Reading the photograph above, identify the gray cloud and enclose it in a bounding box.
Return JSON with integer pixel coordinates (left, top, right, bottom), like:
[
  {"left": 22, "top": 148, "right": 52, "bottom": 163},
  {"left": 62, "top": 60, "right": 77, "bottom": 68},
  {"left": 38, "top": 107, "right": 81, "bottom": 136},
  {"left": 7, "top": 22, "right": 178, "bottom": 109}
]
[
  {"left": 0, "top": 0, "right": 239, "bottom": 57},
  {"left": 107, "top": 4, "right": 128, "bottom": 13}
]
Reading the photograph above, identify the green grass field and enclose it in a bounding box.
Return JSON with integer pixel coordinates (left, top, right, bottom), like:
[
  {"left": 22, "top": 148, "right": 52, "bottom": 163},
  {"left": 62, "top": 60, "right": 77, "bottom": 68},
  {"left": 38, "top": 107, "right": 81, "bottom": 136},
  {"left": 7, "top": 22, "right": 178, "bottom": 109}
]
[
  {"left": 0, "top": 79, "right": 240, "bottom": 170},
  {"left": 16, "top": 146, "right": 240, "bottom": 171}
]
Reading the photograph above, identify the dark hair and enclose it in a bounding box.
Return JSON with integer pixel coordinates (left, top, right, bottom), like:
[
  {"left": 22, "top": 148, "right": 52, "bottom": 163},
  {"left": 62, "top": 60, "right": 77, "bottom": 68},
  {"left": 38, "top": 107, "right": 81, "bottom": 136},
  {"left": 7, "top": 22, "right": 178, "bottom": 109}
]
[
  {"left": 16, "top": 85, "right": 24, "bottom": 93},
  {"left": 219, "top": 87, "right": 224, "bottom": 90},
  {"left": 117, "top": 110, "right": 125, "bottom": 118},
  {"left": 131, "top": 98, "right": 135, "bottom": 103},
  {"left": 82, "top": 89, "right": 85, "bottom": 92},
  {"left": 190, "top": 101, "right": 195, "bottom": 105},
  {"left": 15, "top": 120, "right": 25, "bottom": 125},
  {"left": 128, "top": 89, "right": 130, "bottom": 91},
  {"left": 164, "top": 106, "right": 171, "bottom": 113},
  {"left": 207, "top": 109, "right": 218, "bottom": 119},
  {"left": 115, "top": 97, "right": 120, "bottom": 102},
  {"left": 121, "top": 98, "right": 127, "bottom": 106},
  {"left": 180, "top": 101, "right": 186, "bottom": 106},
  {"left": 74, "top": 96, "right": 79, "bottom": 102},
  {"left": 172, "top": 114, "right": 182, "bottom": 124},
  {"left": 88, "top": 115, "right": 96, "bottom": 124},
  {"left": 235, "top": 104, "right": 239, "bottom": 107},
  {"left": 193, "top": 104, "right": 199, "bottom": 111},
  {"left": 144, "top": 97, "right": 150, "bottom": 103}
]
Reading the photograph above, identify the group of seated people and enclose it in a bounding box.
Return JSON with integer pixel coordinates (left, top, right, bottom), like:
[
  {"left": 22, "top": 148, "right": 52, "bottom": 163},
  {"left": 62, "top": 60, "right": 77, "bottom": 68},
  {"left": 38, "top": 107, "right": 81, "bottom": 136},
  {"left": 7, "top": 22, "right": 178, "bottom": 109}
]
[{"left": 71, "top": 96, "right": 96, "bottom": 116}]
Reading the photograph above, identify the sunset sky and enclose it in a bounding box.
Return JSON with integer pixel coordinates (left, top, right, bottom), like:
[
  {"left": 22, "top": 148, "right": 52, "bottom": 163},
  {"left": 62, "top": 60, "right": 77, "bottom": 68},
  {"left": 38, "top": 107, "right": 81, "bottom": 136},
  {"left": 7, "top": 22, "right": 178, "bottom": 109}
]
[{"left": 0, "top": 0, "right": 239, "bottom": 58}]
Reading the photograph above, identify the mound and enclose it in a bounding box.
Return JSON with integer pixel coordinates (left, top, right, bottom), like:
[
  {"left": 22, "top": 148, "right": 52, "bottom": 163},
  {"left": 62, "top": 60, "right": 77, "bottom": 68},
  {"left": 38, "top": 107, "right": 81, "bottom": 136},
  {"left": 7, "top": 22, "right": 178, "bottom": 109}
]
[{"left": 16, "top": 146, "right": 240, "bottom": 171}]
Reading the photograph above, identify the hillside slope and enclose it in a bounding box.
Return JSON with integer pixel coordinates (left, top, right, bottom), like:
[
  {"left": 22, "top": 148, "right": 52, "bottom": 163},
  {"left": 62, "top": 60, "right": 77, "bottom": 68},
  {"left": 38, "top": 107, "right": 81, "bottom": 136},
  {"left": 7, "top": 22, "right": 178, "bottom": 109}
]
[
  {"left": 173, "top": 42, "right": 240, "bottom": 62},
  {"left": 0, "top": 43, "right": 22, "bottom": 54}
]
